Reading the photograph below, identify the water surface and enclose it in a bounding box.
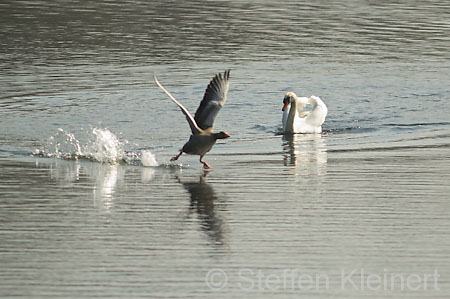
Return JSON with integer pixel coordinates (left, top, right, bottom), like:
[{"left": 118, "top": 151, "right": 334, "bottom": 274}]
[{"left": 1, "top": 1, "right": 450, "bottom": 298}]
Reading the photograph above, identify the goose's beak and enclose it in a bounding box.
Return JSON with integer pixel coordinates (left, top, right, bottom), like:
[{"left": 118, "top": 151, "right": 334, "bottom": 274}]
[{"left": 282, "top": 102, "right": 289, "bottom": 111}]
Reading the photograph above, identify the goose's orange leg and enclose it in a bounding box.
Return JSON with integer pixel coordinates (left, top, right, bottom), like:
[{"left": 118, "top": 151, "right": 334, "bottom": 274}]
[{"left": 199, "top": 155, "right": 212, "bottom": 169}]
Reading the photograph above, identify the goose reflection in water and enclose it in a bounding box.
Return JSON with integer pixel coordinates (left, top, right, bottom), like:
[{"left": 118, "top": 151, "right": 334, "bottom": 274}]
[
  {"left": 178, "top": 173, "right": 226, "bottom": 246},
  {"left": 282, "top": 134, "right": 327, "bottom": 176}
]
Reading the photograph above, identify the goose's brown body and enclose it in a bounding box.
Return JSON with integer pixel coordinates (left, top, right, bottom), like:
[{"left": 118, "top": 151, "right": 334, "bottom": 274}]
[{"left": 182, "top": 131, "right": 229, "bottom": 156}]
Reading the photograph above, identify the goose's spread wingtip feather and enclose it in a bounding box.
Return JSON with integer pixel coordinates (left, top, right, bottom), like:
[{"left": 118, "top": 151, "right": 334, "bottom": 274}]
[
  {"left": 194, "top": 70, "right": 231, "bottom": 130},
  {"left": 153, "top": 73, "right": 200, "bottom": 135}
]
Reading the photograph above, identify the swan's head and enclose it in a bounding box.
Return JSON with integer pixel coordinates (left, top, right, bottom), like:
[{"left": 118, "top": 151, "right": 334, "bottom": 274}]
[
  {"left": 282, "top": 92, "right": 309, "bottom": 111},
  {"left": 282, "top": 92, "right": 297, "bottom": 111},
  {"left": 214, "top": 131, "right": 231, "bottom": 140}
]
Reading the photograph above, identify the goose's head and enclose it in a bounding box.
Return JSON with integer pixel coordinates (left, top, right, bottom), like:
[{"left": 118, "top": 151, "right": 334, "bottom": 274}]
[
  {"left": 282, "top": 92, "right": 297, "bottom": 111},
  {"left": 214, "top": 131, "right": 231, "bottom": 140}
]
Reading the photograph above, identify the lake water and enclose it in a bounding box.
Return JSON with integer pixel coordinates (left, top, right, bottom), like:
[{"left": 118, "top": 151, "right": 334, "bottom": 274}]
[{"left": 1, "top": 0, "right": 450, "bottom": 298}]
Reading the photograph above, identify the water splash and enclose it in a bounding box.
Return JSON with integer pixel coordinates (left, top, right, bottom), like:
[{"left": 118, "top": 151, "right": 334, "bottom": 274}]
[
  {"left": 34, "top": 128, "right": 85, "bottom": 160},
  {"left": 34, "top": 127, "right": 158, "bottom": 166},
  {"left": 141, "top": 150, "right": 159, "bottom": 167},
  {"left": 89, "top": 128, "right": 125, "bottom": 163}
]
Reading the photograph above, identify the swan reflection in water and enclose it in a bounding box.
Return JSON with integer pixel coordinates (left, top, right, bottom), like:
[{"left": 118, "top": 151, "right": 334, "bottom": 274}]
[
  {"left": 282, "top": 133, "right": 327, "bottom": 176},
  {"left": 177, "top": 173, "right": 226, "bottom": 246}
]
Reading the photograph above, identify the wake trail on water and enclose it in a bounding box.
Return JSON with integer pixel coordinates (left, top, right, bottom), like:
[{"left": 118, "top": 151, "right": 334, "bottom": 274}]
[{"left": 34, "top": 127, "right": 158, "bottom": 167}]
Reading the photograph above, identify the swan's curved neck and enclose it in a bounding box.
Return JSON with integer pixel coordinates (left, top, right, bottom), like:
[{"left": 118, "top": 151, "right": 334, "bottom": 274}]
[{"left": 284, "top": 98, "right": 297, "bottom": 133}]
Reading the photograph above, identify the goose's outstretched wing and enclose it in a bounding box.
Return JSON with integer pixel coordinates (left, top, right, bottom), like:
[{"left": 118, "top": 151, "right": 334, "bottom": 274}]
[
  {"left": 153, "top": 74, "right": 201, "bottom": 135},
  {"left": 194, "top": 70, "right": 230, "bottom": 130}
]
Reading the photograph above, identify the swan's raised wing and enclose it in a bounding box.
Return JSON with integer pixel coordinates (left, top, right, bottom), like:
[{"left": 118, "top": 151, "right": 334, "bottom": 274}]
[
  {"left": 298, "top": 110, "right": 311, "bottom": 118},
  {"left": 194, "top": 70, "right": 230, "bottom": 130},
  {"left": 153, "top": 74, "right": 201, "bottom": 135},
  {"left": 296, "top": 96, "right": 310, "bottom": 118}
]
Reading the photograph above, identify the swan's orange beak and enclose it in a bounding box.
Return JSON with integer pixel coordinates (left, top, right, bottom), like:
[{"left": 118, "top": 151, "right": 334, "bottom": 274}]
[{"left": 282, "top": 102, "right": 289, "bottom": 111}]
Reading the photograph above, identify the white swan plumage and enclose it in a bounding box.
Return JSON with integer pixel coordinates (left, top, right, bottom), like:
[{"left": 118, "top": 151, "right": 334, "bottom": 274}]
[{"left": 282, "top": 92, "right": 328, "bottom": 134}]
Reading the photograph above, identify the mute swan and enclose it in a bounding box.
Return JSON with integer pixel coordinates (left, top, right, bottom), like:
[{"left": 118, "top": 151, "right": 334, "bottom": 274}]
[
  {"left": 154, "top": 70, "right": 231, "bottom": 169},
  {"left": 282, "top": 92, "right": 327, "bottom": 134}
]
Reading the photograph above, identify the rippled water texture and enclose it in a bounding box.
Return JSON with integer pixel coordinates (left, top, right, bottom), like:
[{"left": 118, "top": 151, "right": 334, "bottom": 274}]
[{"left": 1, "top": 1, "right": 450, "bottom": 298}]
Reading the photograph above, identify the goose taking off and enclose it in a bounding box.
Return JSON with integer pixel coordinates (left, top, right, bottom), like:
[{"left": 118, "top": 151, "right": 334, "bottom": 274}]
[
  {"left": 282, "top": 92, "right": 328, "bottom": 134},
  {"left": 154, "top": 70, "right": 231, "bottom": 169}
]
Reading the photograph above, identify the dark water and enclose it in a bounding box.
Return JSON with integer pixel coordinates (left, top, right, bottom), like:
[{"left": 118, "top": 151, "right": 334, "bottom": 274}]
[{"left": 1, "top": 1, "right": 450, "bottom": 298}]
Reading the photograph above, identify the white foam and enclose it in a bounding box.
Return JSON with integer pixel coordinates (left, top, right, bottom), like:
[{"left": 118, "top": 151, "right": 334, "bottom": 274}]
[
  {"left": 36, "top": 127, "right": 160, "bottom": 167},
  {"left": 141, "top": 150, "right": 159, "bottom": 167},
  {"left": 88, "top": 128, "right": 125, "bottom": 163},
  {"left": 36, "top": 127, "right": 128, "bottom": 164}
]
